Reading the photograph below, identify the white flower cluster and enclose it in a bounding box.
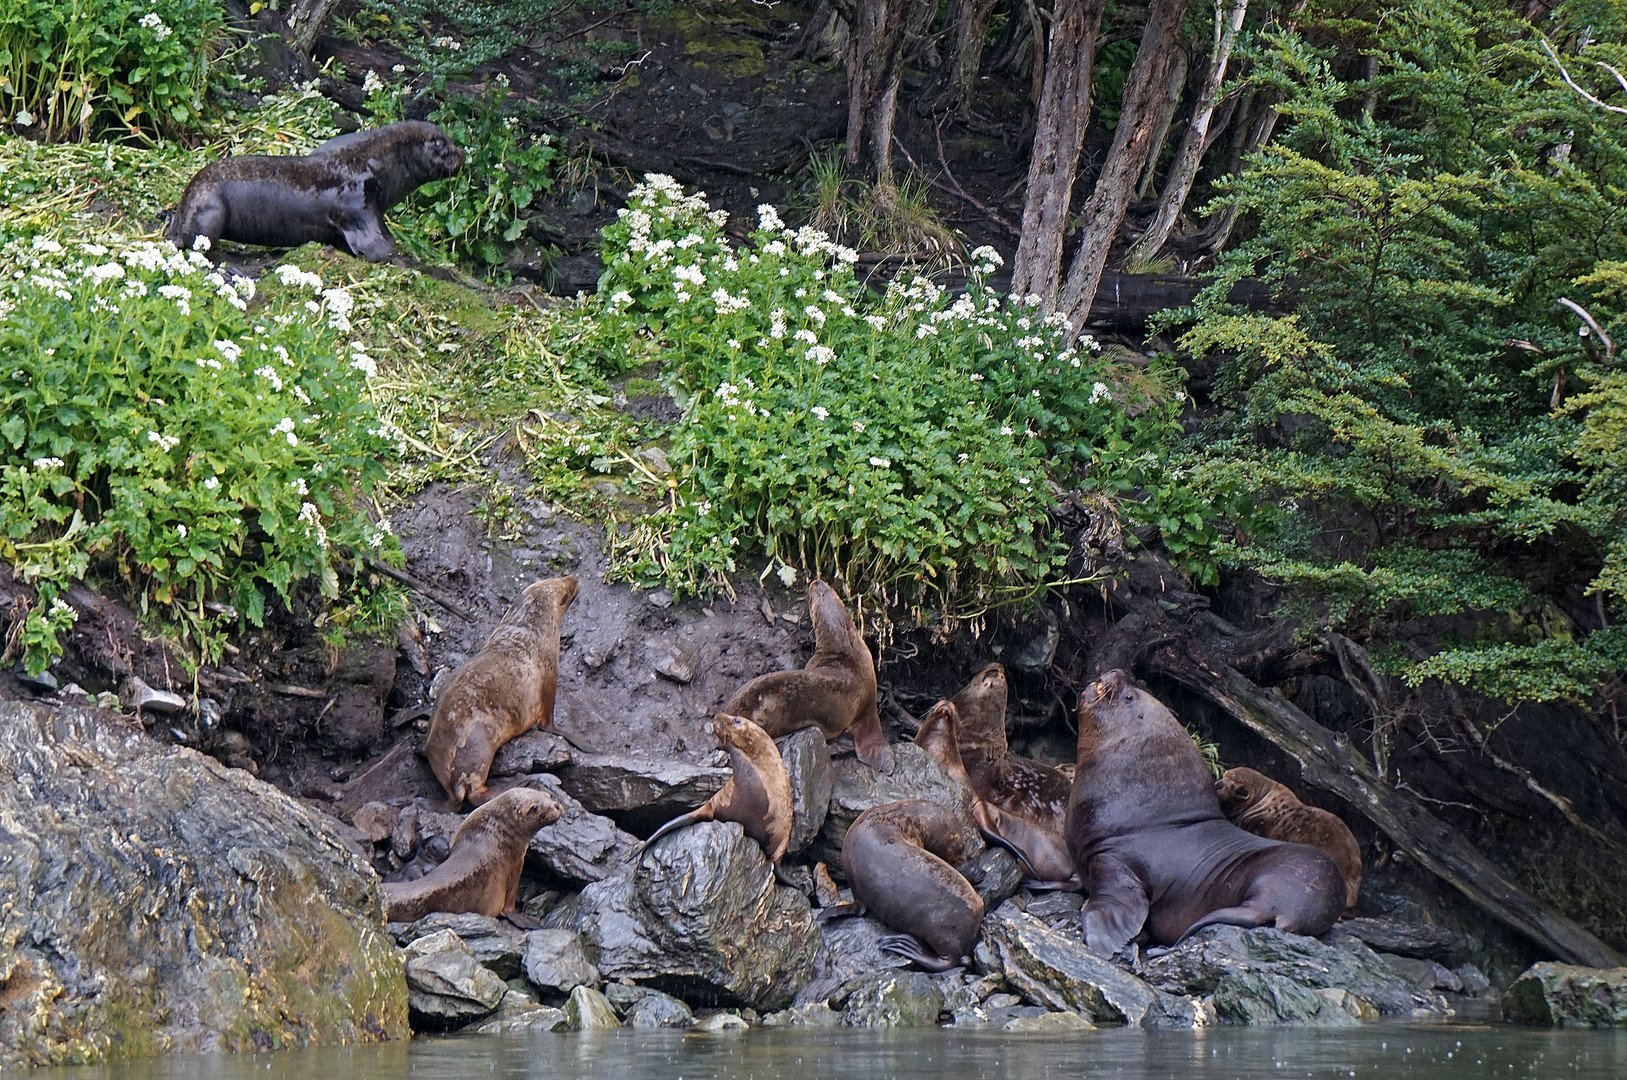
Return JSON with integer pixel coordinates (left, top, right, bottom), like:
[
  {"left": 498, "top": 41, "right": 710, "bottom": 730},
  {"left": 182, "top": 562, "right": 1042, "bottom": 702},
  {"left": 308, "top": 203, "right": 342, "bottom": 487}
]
[
  {"left": 139, "top": 12, "right": 172, "bottom": 41},
  {"left": 297, "top": 501, "right": 328, "bottom": 548},
  {"left": 710, "top": 286, "right": 751, "bottom": 314},
  {"left": 147, "top": 430, "right": 180, "bottom": 452}
]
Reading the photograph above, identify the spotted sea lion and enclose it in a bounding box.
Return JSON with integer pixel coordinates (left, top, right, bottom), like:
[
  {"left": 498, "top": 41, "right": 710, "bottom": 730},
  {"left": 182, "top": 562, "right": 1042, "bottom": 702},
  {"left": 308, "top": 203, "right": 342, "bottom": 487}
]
[
  {"left": 839, "top": 798, "right": 985, "bottom": 971},
  {"left": 426, "top": 576, "right": 578, "bottom": 809},
  {"left": 1065, "top": 669, "right": 1345, "bottom": 954},
  {"left": 1217, "top": 766, "right": 1363, "bottom": 912},
  {"left": 381, "top": 786, "right": 562, "bottom": 923},
  {"left": 166, "top": 121, "right": 464, "bottom": 259},
  {"left": 642, "top": 713, "right": 793, "bottom": 866},
  {"left": 724, "top": 579, "right": 894, "bottom": 773}
]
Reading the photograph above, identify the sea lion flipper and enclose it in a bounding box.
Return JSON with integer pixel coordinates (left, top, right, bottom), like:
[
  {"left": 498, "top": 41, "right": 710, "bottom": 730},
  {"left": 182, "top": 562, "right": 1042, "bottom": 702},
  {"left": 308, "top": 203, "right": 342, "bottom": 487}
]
[
  {"left": 638, "top": 804, "right": 715, "bottom": 854},
  {"left": 1080, "top": 853, "right": 1150, "bottom": 955},
  {"left": 340, "top": 213, "right": 396, "bottom": 261},
  {"left": 814, "top": 900, "right": 866, "bottom": 923},
  {"left": 1171, "top": 905, "right": 1272, "bottom": 944},
  {"left": 850, "top": 701, "right": 895, "bottom": 774},
  {"left": 877, "top": 933, "right": 958, "bottom": 973}
]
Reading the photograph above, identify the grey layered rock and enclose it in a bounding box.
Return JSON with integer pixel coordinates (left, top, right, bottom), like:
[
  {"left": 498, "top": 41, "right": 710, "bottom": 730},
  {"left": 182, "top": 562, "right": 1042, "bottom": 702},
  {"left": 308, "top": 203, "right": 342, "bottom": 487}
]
[
  {"left": 761, "top": 1003, "right": 842, "bottom": 1027},
  {"left": 814, "top": 743, "right": 984, "bottom": 860},
  {"left": 1211, "top": 975, "right": 1364, "bottom": 1026},
  {"left": 625, "top": 989, "right": 696, "bottom": 1028},
  {"left": 838, "top": 971, "right": 946, "bottom": 1027},
  {"left": 778, "top": 727, "right": 833, "bottom": 854},
  {"left": 963, "top": 846, "right": 1028, "bottom": 911},
  {"left": 1378, "top": 953, "right": 1464, "bottom": 994},
  {"left": 578, "top": 821, "right": 818, "bottom": 1011},
  {"left": 1504, "top": 963, "right": 1627, "bottom": 1026},
  {"left": 393, "top": 913, "right": 529, "bottom": 980},
  {"left": 794, "top": 914, "right": 909, "bottom": 1007},
  {"left": 555, "top": 750, "right": 730, "bottom": 833},
  {"left": 1005, "top": 1011, "right": 1094, "bottom": 1032},
  {"left": 1455, "top": 964, "right": 1492, "bottom": 996},
  {"left": 693, "top": 1011, "right": 750, "bottom": 1032},
  {"left": 403, "top": 931, "right": 508, "bottom": 1025},
  {"left": 524, "top": 773, "right": 641, "bottom": 884},
  {"left": 524, "top": 929, "right": 600, "bottom": 994},
  {"left": 0, "top": 701, "right": 406, "bottom": 1068},
  {"left": 564, "top": 985, "right": 622, "bottom": 1029},
  {"left": 468, "top": 991, "right": 570, "bottom": 1034},
  {"left": 1330, "top": 917, "right": 1468, "bottom": 965},
  {"left": 490, "top": 730, "right": 575, "bottom": 777},
  {"left": 975, "top": 902, "right": 1164, "bottom": 1024}
]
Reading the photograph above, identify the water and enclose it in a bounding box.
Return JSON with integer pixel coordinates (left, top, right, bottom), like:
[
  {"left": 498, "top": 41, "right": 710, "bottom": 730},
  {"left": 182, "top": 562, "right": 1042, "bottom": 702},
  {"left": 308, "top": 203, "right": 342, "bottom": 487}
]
[{"left": 34, "top": 1025, "right": 1627, "bottom": 1080}]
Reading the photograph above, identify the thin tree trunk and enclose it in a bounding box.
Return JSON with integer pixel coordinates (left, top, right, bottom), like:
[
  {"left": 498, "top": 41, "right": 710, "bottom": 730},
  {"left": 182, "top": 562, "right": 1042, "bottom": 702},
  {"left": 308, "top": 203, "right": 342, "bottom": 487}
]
[
  {"left": 1125, "top": 0, "right": 1248, "bottom": 267},
  {"left": 931, "top": 0, "right": 1002, "bottom": 114},
  {"left": 1196, "top": 91, "right": 1279, "bottom": 252},
  {"left": 1008, "top": 0, "right": 1108, "bottom": 303},
  {"left": 837, "top": 0, "right": 936, "bottom": 192},
  {"left": 1135, "top": 47, "right": 1191, "bottom": 199},
  {"left": 284, "top": 0, "right": 341, "bottom": 54},
  {"left": 1057, "top": 0, "right": 1193, "bottom": 333}
]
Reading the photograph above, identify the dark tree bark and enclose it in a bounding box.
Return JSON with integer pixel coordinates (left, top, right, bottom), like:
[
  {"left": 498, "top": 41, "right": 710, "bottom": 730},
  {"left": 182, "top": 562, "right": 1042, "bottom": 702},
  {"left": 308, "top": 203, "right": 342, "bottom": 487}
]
[
  {"left": 1008, "top": 0, "right": 1108, "bottom": 302},
  {"left": 1195, "top": 90, "right": 1281, "bottom": 253},
  {"left": 1135, "top": 46, "right": 1191, "bottom": 199},
  {"left": 1057, "top": 0, "right": 1194, "bottom": 333},
  {"left": 930, "top": 0, "right": 1003, "bottom": 116},
  {"left": 833, "top": 0, "right": 938, "bottom": 194}
]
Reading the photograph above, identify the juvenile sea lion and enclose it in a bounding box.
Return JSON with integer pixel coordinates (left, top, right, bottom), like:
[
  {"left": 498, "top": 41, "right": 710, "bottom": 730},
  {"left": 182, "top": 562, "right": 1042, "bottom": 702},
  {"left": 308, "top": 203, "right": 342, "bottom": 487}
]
[
  {"left": 840, "top": 798, "right": 985, "bottom": 971},
  {"left": 426, "top": 576, "right": 578, "bottom": 809},
  {"left": 381, "top": 787, "right": 562, "bottom": 923},
  {"left": 724, "top": 579, "right": 894, "bottom": 773},
  {"left": 642, "top": 713, "right": 793, "bottom": 866},
  {"left": 1217, "top": 766, "right": 1363, "bottom": 912},
  {"left": 913, "top": 699, "right": 1078, "bottom": 888},
  {"left": 166, "top": 121, "right": 464, "bottom": 259},
  {"left": 1065, "top": 669, "right": 1345, "bottom": 954}
]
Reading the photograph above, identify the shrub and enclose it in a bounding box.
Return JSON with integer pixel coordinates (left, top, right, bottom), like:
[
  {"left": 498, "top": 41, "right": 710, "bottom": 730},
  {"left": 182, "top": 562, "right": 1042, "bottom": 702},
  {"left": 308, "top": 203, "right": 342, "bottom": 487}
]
[{"left": 0, "top": 235, "right": 402, "bottom": 672}]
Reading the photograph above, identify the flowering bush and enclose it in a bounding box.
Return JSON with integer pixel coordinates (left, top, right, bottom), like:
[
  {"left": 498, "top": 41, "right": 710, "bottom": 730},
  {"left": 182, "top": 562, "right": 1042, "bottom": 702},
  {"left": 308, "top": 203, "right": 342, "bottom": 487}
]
[
  {"left": 0, "top": 0, "right": 222, "bottom": 141},
  {"left": 575, "top": 176, "right": 1187, "bottom": 625},
  {"left": 0, "top": 235, "right": 401, "bottom": 672}
]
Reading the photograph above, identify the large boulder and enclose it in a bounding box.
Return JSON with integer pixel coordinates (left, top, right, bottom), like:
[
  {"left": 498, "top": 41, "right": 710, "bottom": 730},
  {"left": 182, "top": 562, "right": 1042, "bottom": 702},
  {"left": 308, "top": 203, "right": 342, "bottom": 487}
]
[
  {"left": 401, "top": 930, "right": 507, "bottom": 1027},
  {"left": 974, "top": 902, "right": 1171, "bottom": 1025},
  {"left": 777, "top": 727, "right": 832, "bottom": 855},
  {"left": 1503, "top": 963, "right": 1627, "bottom": 1026},
  {"left": 524, "top": 929, "right": 600, "bottom": 995},
  {"left": 813, "top": 743, "right": 984, "bottom": 862},
  {"left": 577, "top": 821, "right": 819, "bottom": 1010},
  {"left": 391, "top": 913, "right": 528, "bottom": 979},
  {"left": 1326, "top": 917, "right": 1469, "bottom": 966},
  {"left": 523, "top": 773, "right": 641, "bottom": 884},
  {"left": 554, "top": 751, "right": 730, "bottom": 834},
  {"left": 0, "top": 702, "right": 407, "bottom": 1069},
  {"left": 837, "top": 971, "right": 946, "bottom": 1027}
]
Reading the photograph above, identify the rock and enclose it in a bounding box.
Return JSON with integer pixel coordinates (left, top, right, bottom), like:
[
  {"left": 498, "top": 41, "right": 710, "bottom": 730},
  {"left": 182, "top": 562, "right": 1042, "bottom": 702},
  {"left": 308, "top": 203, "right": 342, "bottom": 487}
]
[
  {"left": 794, "top": 915, "right": 909, "bottom": 1006},
  {"left": 761, "top": 1003, "right": 842, "bottom": 1027},
  {"left": 578, "top": 821, "right": 818, "bottom": 1011},
  {"left": 1004, "top": 1011, "right": 1094, "bottom": 1032},
  {"left": 1504, "top": 963, "right": 1627, "bottom": 1026},
  {"left": 351, "top": 801, "right": 396, "bottom": 844},
  {"left": 122, "top": 675, "right": 187, "bottom": 714},
  {"left": 814, "top": 743, "right": 984, "bottom": 862},
  {"left": 524, "top": 773, "right": 641, "bottom": 884},
  {"left": 490, "top": 730, "right": 575, "bottom": 777},
  {"left": 524, "top": 929, "right": 600, "bottom": 994},
  {"left": 838, "top": 971, "right": 946, "bottom": 1027},
  {"left": 985, "top": 993, "right": 1023, "bottom": 1009},
  {"left": 396, "top": 913, "right": 528, "bottom": 979},
  {"left": 1378, "top": 953, "right": 1464, "bottom": 993},
  {"left": 652, "top": 641, "right": 698, "bottom": 684},
  {"left": 554, "top": 751, "right": 731, "bottom": 834},
  {"left": 625, "top": 989, "right": 695, "bottom": 1028},
  {"left": 1455, "top": 964, "right": 1492, "bottom": 996},
  {"left": 0, "top": 701, "right": 406, "bottom": 1068},
  {"left": 646, "top": 589, "right": 674, "bottom": 610},
  {"left": 999, "top": 605, "right": 1059, "bottom": 673},
  {"left": 468, "top": 992, "right": 570, "bottom": 1034},
  {"left": 1021, "top": 891, "right": 1085, "bottom": 928},
  {"left": 1212, "top": 974, "right": 1363, "bottom": 1027},
  {"left": 1141, "top": 925, "right": 1448, "bottom": 1020},
  {"left": 692, "top": 1011, "right": 750, "bottom": 1032},
  {"left": 975, "top": 902, "right": 1163, "bottom": 1024},
  {"left": 963, "top": 846, "right": 1026, "bottom": 911},
  {"left": 13, "top": 663, "right": 59, "bottom": 693},
  {"left": 1330, "top": 917, "right": 1468, "bottom": 965},
  {"left": 777, "top": 727, "right": 832, "bottom": 854},
  {"left": 563, "top": 985, "right": 622, "bottom": 1030},
  {"left": 403, "top": 930, "right": 508, "bottom": 1026},
  {"left": 639, "top": 446, "right": 672, "bottom": 475}
]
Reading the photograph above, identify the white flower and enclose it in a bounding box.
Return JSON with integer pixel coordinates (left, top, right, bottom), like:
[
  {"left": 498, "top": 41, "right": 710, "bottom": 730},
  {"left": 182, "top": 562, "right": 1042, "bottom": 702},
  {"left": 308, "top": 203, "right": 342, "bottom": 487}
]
[
  {"left": 777, "top": 565, "right": 797, "bottom": 587},
  {"left": 392, "top": 64, "right": 406, "bottom": 73},
  {"left": 176, "top": 523, "right": 188, "bottom": 539},
  {"left": 610, "top": 290, "right": 633, "bottom": 306},
  {"left": 87, "top": 262, "right": 125, "bottom": 282},
  {"left": 969, "top": 373, "right": 984, "bottom": 382},
  {"left": 794, "top": 328, "right": 818, "bottom": 345},
  {"left": 769, "top": 308, "right": 787, "bottom": 339},
  {"left": 147, "top": 430, "right": 180, "bottom": 451},
  {"left": 363, "top": 69, "right": 386, "bottom": 95},
  {"left": 1000, "top": 426, "right": 1013, "bottom": 436},
  {"left": 191, "top": 234, "right": 211, "bottom": 253},
  {"left": 1018, "top": 477, "right": 1031, "bottom": 486},
  {"left": 970, "top": 245, "right": 1004, "bottom": 273},
  {"left": 807, "top": 345, "right": 834, "bottom": 365},
  {"left": 764, "top": 240, "right": 786, "bottom": 256},
  {"left": 273, "top": 417, "right": 298, "bottom": 447},
  {"left": 811, "top": 406, "right": 830, "bottom": 420},
  {"left": 1089, "top": 382, "right": 1111, "bottom": 404},
  {"left": 868, "top": 456, "right": 891, "bottom": 468},
  {"left": 804, "top": 305, "right": 826, "bottom": 326},
  {"left": 864, "top": 314, "right": 887, "bottom": 331},
  {"left": 13, "top": 110, "right": 33, "bottom": 127},
  {"left": 213, "top": 339, "right": 242, "bottom": 362},
  {"left": 203, "top": 476, "right": 220, "bottom": 490},
  {"left": 140, "top": 12, "right": 172, "bottom": 41},
  {"left": 274, "top": 264, "right": 323, "bottom": 291},
  {"left": 958, "top": 453, "right": 970, "bottom": 464},
  {"left": 852, "top": 421, "right": 866, "bottom": 433},
  {"left": 255, "top": 365, "right": 284, "bottom": 391},
  {"left": 726, "top": 338, "right": 741, "bottom": 350},
  {"left": 31, "top": 457, "right": 63, "bottom": 469},
  {"left": 757, "top": 204, "right": 784, "bottom": 232}
]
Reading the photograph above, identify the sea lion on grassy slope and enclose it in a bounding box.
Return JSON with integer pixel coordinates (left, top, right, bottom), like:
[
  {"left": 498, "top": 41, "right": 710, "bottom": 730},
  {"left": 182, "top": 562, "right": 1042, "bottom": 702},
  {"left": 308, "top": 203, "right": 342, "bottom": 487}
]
[
  {"left": 724, "top": 579, "right": 894, "bottom": 773},
  {"left": 1065, "top": 669, "right": 1345, "bottom": 954},
  {"left": 913, "top": 699, "right": 1078, "bottom": 888},
  {"left": 166, "top": 121, "right": 464, "bottom": 259},
  {"left": 426, "top": 576, "right": 578, "bottom": 809},
  {"left": 381, "top": 786, "right": 562, "bottom": 922},
  {"left": 1217, "top": 766, "right": 1363, "bottom": 912},
  {"left": 839, "top": 798, "right": 986, "bottom": 972},
  {"left": 642, "top": 713, "right": 793, "bottom": 866}
]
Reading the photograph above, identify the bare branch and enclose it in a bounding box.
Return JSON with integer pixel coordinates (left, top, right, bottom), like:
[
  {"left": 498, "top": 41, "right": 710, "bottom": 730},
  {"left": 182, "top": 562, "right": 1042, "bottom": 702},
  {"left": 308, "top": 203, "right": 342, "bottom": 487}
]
[
  {"left": 1558, "top": 296, "right": 1617, "bottom": 361},
  {"left": 1541, "top": 38, "right": 1627, "bottom": 116}
]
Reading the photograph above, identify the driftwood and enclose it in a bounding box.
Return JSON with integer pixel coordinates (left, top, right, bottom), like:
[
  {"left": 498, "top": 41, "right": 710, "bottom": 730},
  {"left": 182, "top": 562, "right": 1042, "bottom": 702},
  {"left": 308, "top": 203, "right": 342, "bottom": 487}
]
[
  {"left": 1145, "top": 643, "right": 1626, "bottom": 968},
  {"left": 1084, "top": 271, "right": 1270, "bottom": 326}
]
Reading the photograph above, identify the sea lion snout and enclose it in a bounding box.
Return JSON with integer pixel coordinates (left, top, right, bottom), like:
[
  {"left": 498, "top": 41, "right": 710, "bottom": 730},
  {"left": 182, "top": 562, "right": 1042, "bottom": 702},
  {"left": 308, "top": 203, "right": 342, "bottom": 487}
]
[
  {"left": 1079, "top": 668, "right": 1131, "bottom": 712},
  {"left": 521, "top": 574, "right": 579, "bottom": 612}
]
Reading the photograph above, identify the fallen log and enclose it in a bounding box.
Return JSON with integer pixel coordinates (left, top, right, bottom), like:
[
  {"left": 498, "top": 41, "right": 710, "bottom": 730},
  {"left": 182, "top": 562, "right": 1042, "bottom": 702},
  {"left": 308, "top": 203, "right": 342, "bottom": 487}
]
[{"left": 1146, "top": 643, "right": 1626, "bottom": 969}]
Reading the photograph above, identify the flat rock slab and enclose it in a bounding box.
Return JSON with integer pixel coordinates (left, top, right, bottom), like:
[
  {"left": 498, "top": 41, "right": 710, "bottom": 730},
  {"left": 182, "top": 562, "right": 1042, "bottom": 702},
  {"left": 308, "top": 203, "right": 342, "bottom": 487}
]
[
  {"left": 778, "top": 727, "right": 833, "bottom": 855},
  {"left": 1330, "top": 916, "right": 1469, "bottom": 965},
  {"left": 1504, "top": 963, "right": 1627, "bottom": 1026},
  {"left": 523, "top": 773, "right": 642, "bottom": 884},
  {"left": 392, "top": 913, "right": 530, "bottom": 980},
  {"left": 402, "top": 930, "right": 508, "bottom": 1026},
  {"left": 975, "top": 902, "right": 1165, "bottom": 1025},
  {"left": 554, "top": 751, "right": 730, "bottom": 834},
  {"left": 0, "top": 702, "right": 407, "bottom": 1068},
  {"left": 524, "top": 929, "right": 600, "bottom": 995},
  {"left": 490, "top": 730, "right": 576, "bottom": 777}
]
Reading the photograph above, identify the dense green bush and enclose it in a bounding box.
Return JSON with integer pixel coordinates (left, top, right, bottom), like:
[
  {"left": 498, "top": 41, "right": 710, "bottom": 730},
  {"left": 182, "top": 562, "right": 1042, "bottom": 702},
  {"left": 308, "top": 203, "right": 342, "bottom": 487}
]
[
  {"left": 0, "top": 235, "right": 402, "bottom": 672},
  {"left": 0, "top": 0, "right": 222, "bottom": 140}
]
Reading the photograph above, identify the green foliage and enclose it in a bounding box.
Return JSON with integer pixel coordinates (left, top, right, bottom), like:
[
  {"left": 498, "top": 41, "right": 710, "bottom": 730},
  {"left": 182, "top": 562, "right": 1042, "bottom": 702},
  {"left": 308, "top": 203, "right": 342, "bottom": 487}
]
[
  {"left": 1174, "top": 0, "right": 1627, "bottom": 704},
  {"left": 0, "top": 0, "right": 223, "bottom": 140},
  {"left": 0, "top": 235, "right": 401, "bottom": 672},
  {"left": 352, "top": 0, "right": 574, "bottom": 80}
]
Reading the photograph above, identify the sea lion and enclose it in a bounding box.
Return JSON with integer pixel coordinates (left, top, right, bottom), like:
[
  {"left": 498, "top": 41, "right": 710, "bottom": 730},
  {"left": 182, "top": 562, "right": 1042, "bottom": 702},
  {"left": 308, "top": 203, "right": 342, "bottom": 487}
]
[
  {"left": 380, "top": 786, "right": 562, "bottom": 923},
  {"left": 1217, "top": 766, "right": 1363, "bottom": 912},
  {"left": 426, "top": 576, "right": 578, "bottom": 809},
  {"left": 642, "top": 713, "right": 793, "bottom": 866},
  {"left": 166, "top": 121, "right": 464, "bottom": 259},
  {"left": 913, "top": 699, "right": 1078, "bottom": 888},
  {"left": 1065, "top": 669, "right": 1345, "bottom": 954},
  {"left": 839, "top": 798, "right": 985, "bottom": 971},
  {"left": 724, "top": 579, "right": 894, "bottom": 773}
]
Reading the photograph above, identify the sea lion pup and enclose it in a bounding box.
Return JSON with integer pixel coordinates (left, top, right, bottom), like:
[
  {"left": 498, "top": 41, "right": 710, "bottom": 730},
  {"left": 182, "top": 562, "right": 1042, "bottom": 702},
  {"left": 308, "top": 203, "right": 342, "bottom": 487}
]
[
  {"left": 642, "top": 713, "right": 793, "bottom": 867},
  {"left": 1217, "top": 766, "right": 1363, "bottom": 912},
  {"left": 166, "top": 121, "right": 464, "bottom": 259},
  {"left": 724, "top": 579, "right": 895, "bottom": 773},
  {"left": 839, "top": 799, "right": 985, "bottom": 972},
  {"left": 381, "top": 787, "right": 562, "bottom": 923},
  {"left": 913, "top": 699, "right": 1078, "bottom": 888},
  {"left": 426, "top": 575, "right": 578, "bottom": 809},
  {"left": 1065, "top": 669, "right": 1345, "bottom": 955}
]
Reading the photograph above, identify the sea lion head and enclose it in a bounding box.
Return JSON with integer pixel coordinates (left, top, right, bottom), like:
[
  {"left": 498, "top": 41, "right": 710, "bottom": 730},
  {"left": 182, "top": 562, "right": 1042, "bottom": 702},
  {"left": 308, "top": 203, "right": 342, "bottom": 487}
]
[
  {"left": 457, "top": 785, "right": 563, "bottom": 843},
  {"left": 1076, "top": 668, "right": 1163, "bottom": 731},
  {"left": 948, "top": 662, "right": 1007, "bottom": 751},
  {"left": 398, "top": 120, "right": 466, "bottom": 181},
  {"left": 912, "top": 700, "right": 970, "bottom": 783},
  {"left": 710, "top": 712, "right": 772, "bottom": 755},
  {"left": 807, "top": 578, "right": 866, "bottom": 657},
  {"left": 1215, "top": 767, "right": 1277, "bottom": 815},
  {"left": 510, "top": 575, "right": 578, "bottom": 625}
]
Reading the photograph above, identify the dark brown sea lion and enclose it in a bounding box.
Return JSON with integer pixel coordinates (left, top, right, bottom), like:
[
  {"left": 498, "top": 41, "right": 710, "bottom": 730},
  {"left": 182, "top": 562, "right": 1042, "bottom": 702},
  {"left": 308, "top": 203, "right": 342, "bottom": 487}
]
[
  {"left": 724, "top": 579, "right": 894, "bottom": 773},
  {"left": 426, "top": 576, "right": 578, "bottom": 809},
  {"left": 642, "top": 713, "right": 793, "bottom": 865},
  {"left": 381, "top": 787, "right": 562, "bottom": 922},
  {"left": 166, "top": 121, "right": 464, "bottom": 259},
  {"left": 913, "top": 699, "right": 1078, "bottom": 888},
  {"left": 1065, "top": 669, "right": 1345, "bottom": 954},
  {"left": 1217, "top": 766, "right": 1363, "bottom": 912},
  {"left": 839, "top": 798, "right": 985, "bottom": 971}
]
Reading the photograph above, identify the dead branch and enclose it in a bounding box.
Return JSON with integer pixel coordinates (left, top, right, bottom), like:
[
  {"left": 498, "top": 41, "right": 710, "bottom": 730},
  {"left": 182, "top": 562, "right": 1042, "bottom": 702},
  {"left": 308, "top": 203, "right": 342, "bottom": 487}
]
[{"left": 1541, "top": 39, "right": 1627, "bottom": 116}]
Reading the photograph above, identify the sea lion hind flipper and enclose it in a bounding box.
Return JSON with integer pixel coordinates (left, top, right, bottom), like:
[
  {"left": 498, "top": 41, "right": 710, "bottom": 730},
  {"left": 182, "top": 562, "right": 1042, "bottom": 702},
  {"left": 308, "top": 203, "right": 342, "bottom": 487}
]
[
  {"left": 340, "top": 213, "right": 396, "bottom": 261},
  {"left": 850, "top": 701, "right": 895, "bottom": 774},
  {"left": 637, "top": 804, "right": 715, "bottom": 855},
  {"left": 814, "top": 900, "right": 866, "bottom": 923},
  {"left": 877, "top": 933, "right": 958, "bottom": 973},
  {"left": 1080, "top": 853, "right": 1151, "bottom": 955}
]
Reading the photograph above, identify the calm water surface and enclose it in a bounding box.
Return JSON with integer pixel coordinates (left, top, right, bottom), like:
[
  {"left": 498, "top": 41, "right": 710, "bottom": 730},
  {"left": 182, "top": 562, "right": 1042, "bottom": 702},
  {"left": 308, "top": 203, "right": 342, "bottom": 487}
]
[{"left": 35, "top": 1024, "right": 1627, "bottom": 1080}]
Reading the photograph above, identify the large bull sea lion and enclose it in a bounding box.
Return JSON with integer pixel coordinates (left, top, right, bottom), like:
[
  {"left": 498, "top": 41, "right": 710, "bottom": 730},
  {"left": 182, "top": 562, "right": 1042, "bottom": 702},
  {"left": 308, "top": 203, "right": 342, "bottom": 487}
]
[
  {"left": 642, "top": 713, "right": 793, "bottom": 867},
  {"left": 1217, "top": 766, "right": 1363, "bottom": 912},
  {"left": 1065, "top": 669, "right": 1345, "bottom": 954},
  {"left": 724, "top": 579, "right": 894, "bottom": 773},
  {"left": 426, "top": 575, "right": 578, "bottom": 809}
]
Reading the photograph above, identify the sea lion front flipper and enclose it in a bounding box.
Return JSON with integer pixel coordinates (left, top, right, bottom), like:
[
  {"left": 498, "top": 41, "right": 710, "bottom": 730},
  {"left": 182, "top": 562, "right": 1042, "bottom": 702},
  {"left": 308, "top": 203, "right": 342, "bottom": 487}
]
[
  {"left": 877, "top": 933, "right": 958, "bottom": 973},
  {"left": 850, "top": 701, "right": 895, "bottom": 774},
  {"left": 814, "top": 900, "right": 866, "bottom": 923},
  {"left": 1170, "top": 905, "right": 1272, "bottom": 945},
  {"left": 1080, "top": 853, "right": 1150, "bottom": 955},
  {"left": 340, "top": 214, "right": 397, "bottom": 261}
]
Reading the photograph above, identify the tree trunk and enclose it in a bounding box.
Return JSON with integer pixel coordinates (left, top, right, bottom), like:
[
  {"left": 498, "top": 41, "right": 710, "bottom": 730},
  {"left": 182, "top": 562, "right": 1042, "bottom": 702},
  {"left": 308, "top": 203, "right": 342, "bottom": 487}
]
[
  {"left": 837, "top": 0, "right": 936, "bottom": 192},
  {"left": 1125, "top": 0, "right": 1248, "bottom": 268},
  {"left": 930, "top": 0, "right": 1002, "bottom": 115},
  {"left": 1195, "top": 90, "right": 1280, "bottom": 253},
  {"left": 1135, "top": 46, "right": 1190, "bottom": 199},
  {"left": 1008, "top": 0, "right": 1108, "bottom": 303},
  {"left": 284, "top": 0, "right": 341, "bottom": 54},
  {"left": 790, "top": 1, "right": 850, "bottom": 62},
  {"left": 1056, "top": 0, "right": 1193, "bottom": 334}
]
